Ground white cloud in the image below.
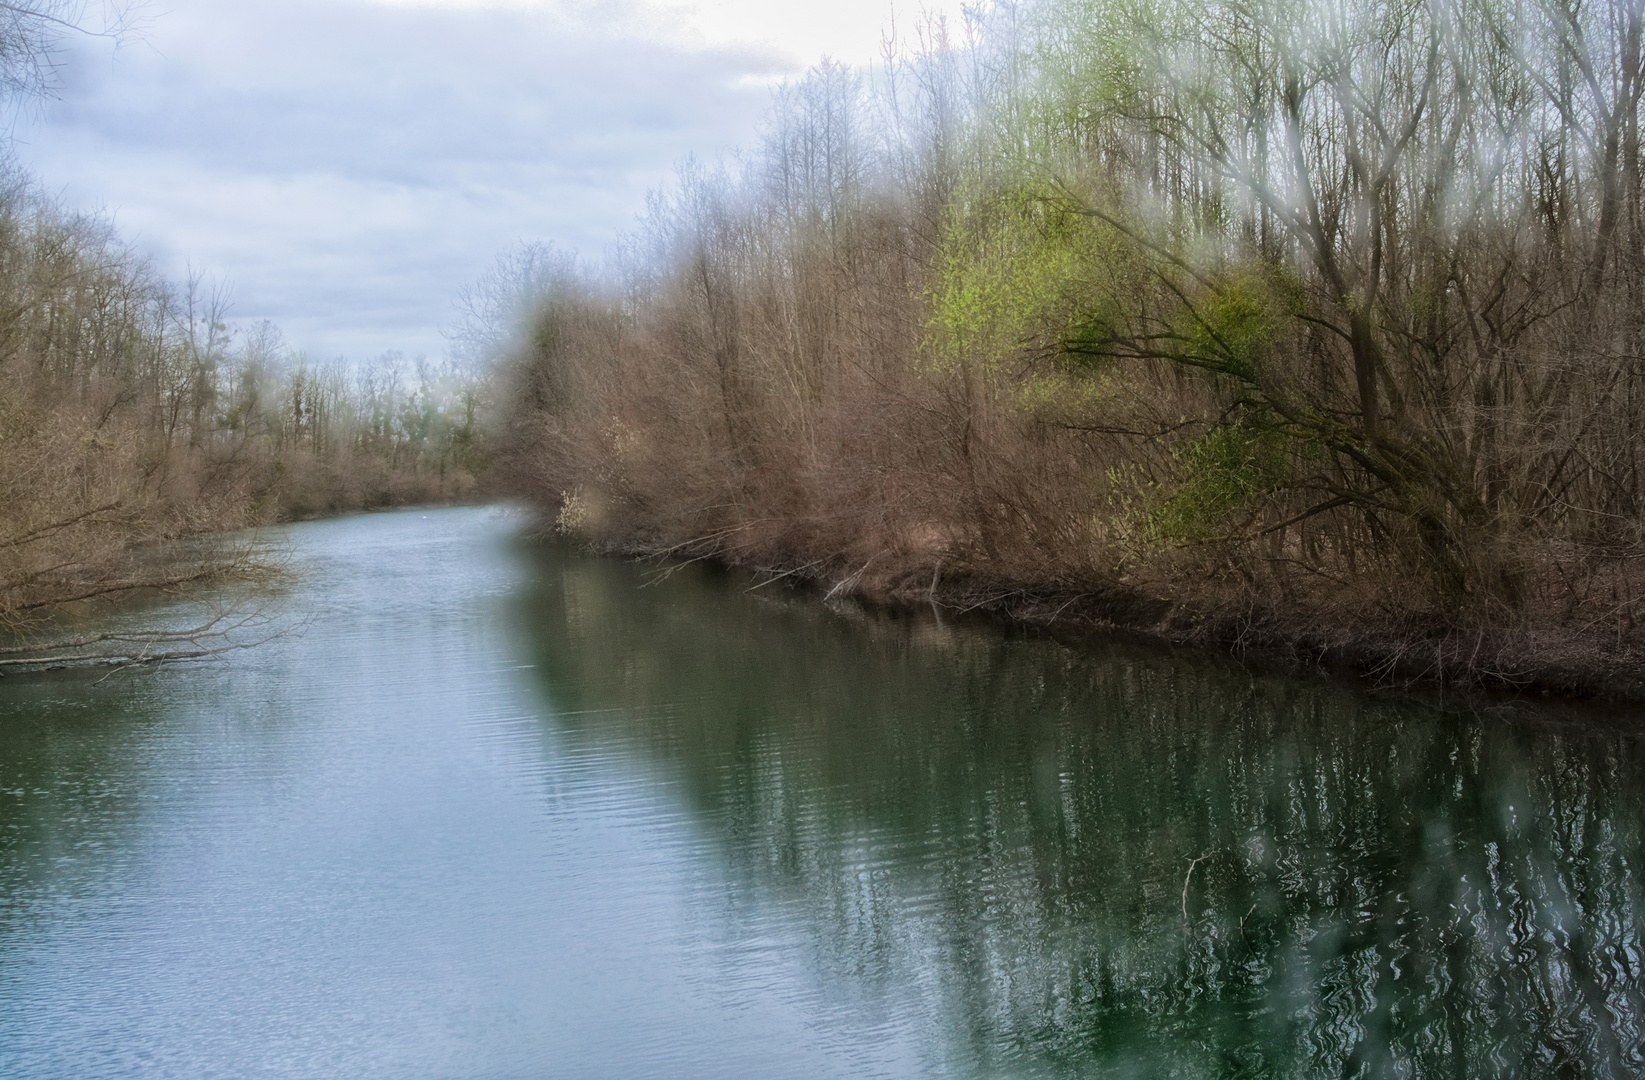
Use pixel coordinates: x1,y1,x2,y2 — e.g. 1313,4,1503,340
366,0,975,66
10,0,974,359
11,0,815,360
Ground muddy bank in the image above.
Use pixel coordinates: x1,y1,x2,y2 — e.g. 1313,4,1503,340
566,532,1645,707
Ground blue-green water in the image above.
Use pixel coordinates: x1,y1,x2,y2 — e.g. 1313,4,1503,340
2,506,1642,1077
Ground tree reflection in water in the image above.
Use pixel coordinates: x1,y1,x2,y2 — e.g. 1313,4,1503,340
520,548,1645,1078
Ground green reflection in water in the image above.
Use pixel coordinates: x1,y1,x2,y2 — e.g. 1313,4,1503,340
519,544,1645,1079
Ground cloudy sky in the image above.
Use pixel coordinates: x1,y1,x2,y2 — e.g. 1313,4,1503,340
12,0,966,360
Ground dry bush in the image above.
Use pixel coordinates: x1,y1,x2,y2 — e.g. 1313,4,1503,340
496,0,1645,694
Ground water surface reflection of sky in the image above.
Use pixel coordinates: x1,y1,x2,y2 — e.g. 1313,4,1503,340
1,507,1641,1078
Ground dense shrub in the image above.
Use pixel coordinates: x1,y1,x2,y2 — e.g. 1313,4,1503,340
499,0,1645,689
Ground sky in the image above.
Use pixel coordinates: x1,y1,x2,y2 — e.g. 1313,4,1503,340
11,0,968,361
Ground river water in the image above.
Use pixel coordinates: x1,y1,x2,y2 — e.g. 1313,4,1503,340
1,506,1642,1078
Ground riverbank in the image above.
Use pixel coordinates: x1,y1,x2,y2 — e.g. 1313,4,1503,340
488,0,1645,711
1,483,480,638
0,496,486,674
554,524,1645,706
944,581,1645,705
0,169,488,640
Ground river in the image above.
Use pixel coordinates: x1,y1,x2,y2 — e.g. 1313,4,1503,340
2,506,1642,1078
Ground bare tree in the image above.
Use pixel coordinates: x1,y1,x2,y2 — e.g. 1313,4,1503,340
0,2,142,105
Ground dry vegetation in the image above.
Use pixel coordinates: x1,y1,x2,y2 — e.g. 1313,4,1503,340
499,0,1645,697
0,171,485,646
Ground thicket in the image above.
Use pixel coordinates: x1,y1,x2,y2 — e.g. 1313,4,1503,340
501,0,1645,693
0,171,484,635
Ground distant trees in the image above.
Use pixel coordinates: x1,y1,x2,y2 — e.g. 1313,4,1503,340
0,1,498,643
0,173,485,633
448,241,576,367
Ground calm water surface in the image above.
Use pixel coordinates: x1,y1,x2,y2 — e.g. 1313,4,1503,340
2,506,1643,1078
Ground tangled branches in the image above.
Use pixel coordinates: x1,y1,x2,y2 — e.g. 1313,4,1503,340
0,604,296,675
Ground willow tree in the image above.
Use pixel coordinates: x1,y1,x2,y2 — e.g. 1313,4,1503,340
943,0,1645,604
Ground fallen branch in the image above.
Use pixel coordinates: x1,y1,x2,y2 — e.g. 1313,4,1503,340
823,558,875,601
13,564,233,611
0,502,124,550
0,641,251,668
747,557,830,592
0,613,268,656
0,604,298,676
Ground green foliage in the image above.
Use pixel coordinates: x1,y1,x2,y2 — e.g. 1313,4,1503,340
1181,275,1286,383
1061,301,1125,363
1015,366,1116,414
1149,420,1292,542
925,182,1130,372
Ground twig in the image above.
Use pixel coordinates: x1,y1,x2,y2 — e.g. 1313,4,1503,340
1183,495,1357,546
636,521,773,587
1045,592,1091,622
14,565,232,611
2,637,271,671
1182,853,1212,923
823,558,875,602
0,502,123,549
0,612,269,656
746,557,828,592
955,590,1021,615
645,520,769,559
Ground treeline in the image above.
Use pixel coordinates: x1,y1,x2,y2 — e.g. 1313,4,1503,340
0,170,483,632
500,0,1645,693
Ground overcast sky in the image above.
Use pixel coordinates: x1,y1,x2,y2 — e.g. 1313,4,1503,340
11,0,966,361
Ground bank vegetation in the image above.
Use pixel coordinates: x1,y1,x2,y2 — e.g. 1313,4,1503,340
0,171,485,642
498,0,1645,697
